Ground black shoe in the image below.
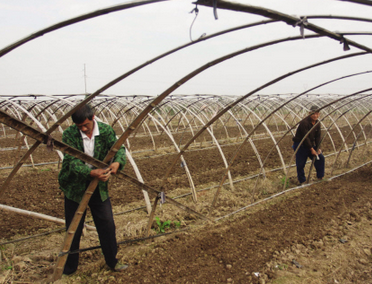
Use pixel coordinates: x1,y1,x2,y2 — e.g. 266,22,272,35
62,270,77,278
63,270,77,276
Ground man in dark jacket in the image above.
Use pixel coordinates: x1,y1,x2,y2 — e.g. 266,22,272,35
292,105,325,184
58,104,128,275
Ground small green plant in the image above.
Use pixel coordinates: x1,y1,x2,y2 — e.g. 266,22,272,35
280,176,289,188
154,217,171,233
277,264,288,270
4,266,12,270
173,221,181,228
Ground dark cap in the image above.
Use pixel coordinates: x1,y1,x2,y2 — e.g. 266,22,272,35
309,105,319,113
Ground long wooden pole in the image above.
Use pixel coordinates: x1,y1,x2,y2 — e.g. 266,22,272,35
0,204,95,230
0,0,168,58
196,0,372,53
52,179,99,280
145,195,160,238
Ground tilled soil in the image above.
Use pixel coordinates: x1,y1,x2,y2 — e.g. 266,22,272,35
108,165,372,284
1,126,372,283
1,164,371,283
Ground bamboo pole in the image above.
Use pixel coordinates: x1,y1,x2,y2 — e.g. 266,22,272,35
336,0,372,6
196,0,372,53
13,130,22,166
330,110,372,175
0,0,168,58
52,179,99,280
0,204,95,230
145,195,160,238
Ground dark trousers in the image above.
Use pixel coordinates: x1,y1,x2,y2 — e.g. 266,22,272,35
293,142,325,184
63,189,118,275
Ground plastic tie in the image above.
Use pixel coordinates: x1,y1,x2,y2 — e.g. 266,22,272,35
340,36,351,51
159,192,166,205
58,251,70,257
189,4,199,15
295,16,308,39
352,142,356,151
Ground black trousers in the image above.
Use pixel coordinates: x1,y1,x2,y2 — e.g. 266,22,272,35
63,189,118,275
293,142,325,183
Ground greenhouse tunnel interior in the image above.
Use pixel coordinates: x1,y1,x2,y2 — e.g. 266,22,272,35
1,0,372,281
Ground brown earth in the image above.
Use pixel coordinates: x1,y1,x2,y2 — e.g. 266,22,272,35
1,126,372,283
1,164,372,283
111,165,372,284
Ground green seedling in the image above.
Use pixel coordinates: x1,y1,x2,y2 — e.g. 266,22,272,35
174,221,181,228
280,176,289,188
277,264,288,270
154,217,171,233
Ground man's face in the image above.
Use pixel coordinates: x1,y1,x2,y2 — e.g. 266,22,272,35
310,112,320,122
76,116,94,137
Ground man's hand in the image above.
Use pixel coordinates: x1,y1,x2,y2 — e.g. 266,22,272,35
108,162,120,175
89,162,120,182
310,148,318,156
90,168,112,182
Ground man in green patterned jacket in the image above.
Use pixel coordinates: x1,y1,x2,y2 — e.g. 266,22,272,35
58,104,127,275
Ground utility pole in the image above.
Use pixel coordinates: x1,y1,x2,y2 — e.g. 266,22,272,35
83,64,87,94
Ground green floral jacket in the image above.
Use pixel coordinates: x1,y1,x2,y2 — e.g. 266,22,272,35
58,121,126,203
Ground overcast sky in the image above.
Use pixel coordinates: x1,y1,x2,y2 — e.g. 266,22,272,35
1,0,372,97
